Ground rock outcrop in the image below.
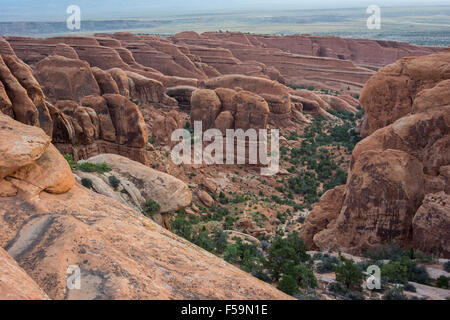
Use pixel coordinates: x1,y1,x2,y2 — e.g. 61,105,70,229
50,95,149,164
301,51,450,258
0,114,290,300
34,55,101,103
412,192,450,258
359,50,450,137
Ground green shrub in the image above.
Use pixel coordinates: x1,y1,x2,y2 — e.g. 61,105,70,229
289,263,318,289
143,200,161,217
108,175,120,189
381,261,408,284
171,213,193,241
443,261,450,273
403,282,416,292
213,229,229,254
334,256,364,291
436,276,449,289
63,154,76,169
263,232,309,281
81,178,93,189
327,282,349,296
192,228,215,253
382,287,408,300
76,161,112,174
224,239,260,272
277,275,299,295
316,255,341,274
364,243,408,261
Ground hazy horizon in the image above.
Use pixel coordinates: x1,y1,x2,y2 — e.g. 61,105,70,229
1,0,449,21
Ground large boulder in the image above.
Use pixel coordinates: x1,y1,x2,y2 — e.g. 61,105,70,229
190,89,222,130
359,50,450,136
314,149,425,253
299,185,345,250
34,55,100,103
301,106,450,257
234,90,270,130
204,74,292,115
10,144,75,195
0,112,50,180
85,154,192,214
0,118,289,299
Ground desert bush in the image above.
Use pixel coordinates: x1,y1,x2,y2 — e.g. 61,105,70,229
403,282,416,292
277,274,299,295
263,232,309,281
316,255,341,274
382,287,408,300
76,161,111,174
443,261,450,273
143,200,161,217
436,276,449,289
381,260,408,284
108,175,120,189
81,178,93,189
334,256,364,291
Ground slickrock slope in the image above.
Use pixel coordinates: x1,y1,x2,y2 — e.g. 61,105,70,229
301,51,450,258
0,247,49,300
0,113,290,300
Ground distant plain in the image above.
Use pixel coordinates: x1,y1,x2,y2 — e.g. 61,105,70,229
0,6,449,46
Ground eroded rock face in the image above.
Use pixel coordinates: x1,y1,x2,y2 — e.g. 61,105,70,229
0,248,49,300
359,50,450,137
190,89,222,130
412,192,450,258
48,95,149,164
299,185,345,250
303,106,450,256
34,55,101,103
204,74,292,115
152,110,183,146
302,108,449,257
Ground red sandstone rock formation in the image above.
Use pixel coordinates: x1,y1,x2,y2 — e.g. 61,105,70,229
301,51,450,258
359,49,450,137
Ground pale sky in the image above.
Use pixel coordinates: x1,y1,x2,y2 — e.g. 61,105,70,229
1,0,449,21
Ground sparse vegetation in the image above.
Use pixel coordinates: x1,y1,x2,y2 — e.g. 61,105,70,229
81,177,93,189
108,175,121,189
334,256,364,291
143,200,161,217
64,154,112,174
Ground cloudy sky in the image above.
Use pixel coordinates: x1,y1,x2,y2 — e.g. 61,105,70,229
1,0,448,21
